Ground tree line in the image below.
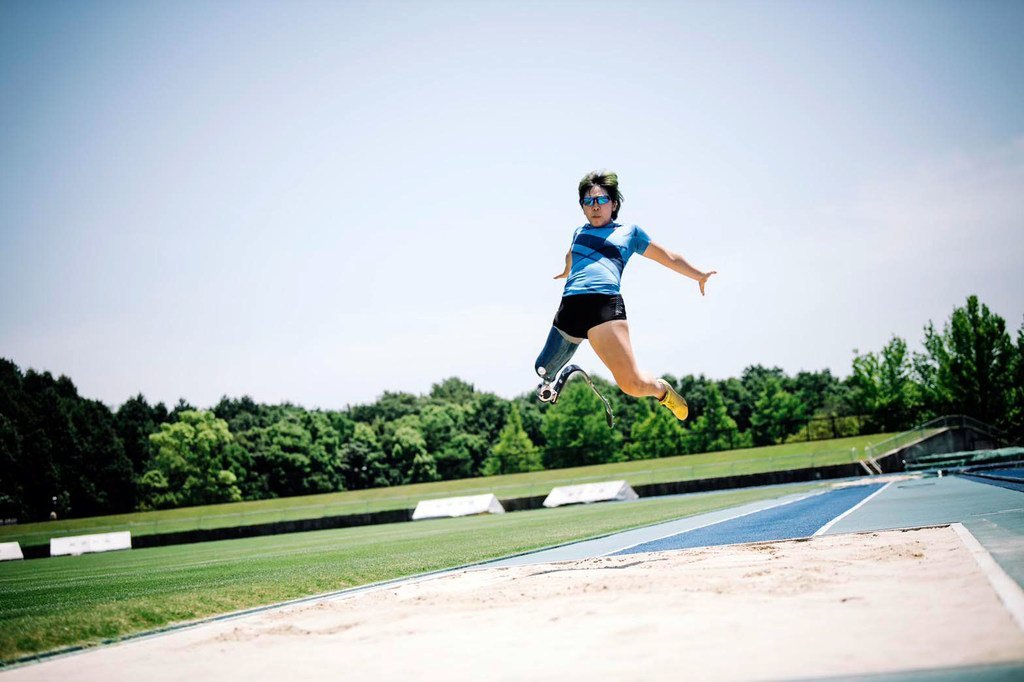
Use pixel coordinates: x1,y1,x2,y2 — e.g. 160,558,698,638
1,296,1020,522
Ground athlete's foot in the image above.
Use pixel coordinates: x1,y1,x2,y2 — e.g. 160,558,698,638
657,379,689,421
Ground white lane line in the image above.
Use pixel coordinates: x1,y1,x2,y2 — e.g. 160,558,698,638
603,489,830,556
952,522,1024,633
813,481,893,537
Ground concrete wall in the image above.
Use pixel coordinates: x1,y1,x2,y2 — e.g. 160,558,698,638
878,426,999,469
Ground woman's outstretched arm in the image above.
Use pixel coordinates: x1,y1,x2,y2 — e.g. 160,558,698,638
642,242,717,295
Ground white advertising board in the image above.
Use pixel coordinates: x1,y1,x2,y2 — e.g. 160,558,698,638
543,480,639,508
50,531,132,557
0,542,23,561
412,494,505,521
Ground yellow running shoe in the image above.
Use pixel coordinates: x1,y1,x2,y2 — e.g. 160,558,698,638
657,379,689,421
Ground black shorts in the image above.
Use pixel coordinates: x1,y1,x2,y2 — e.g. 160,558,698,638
552,294,627,339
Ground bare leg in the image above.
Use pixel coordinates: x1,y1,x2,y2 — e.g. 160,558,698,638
587,320,666,399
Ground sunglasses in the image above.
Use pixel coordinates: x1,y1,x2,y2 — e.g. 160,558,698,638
582,195,612,206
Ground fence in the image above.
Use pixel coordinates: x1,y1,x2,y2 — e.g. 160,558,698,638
11,446,872,547
678,414,870,454
9,415,1009,549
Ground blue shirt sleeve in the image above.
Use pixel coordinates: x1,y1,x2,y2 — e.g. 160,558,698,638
630,225,651,255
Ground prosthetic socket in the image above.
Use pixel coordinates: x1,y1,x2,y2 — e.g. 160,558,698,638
535,326,581,380
534,326,581,403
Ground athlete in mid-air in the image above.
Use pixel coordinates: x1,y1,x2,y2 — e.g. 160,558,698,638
534,170,716,422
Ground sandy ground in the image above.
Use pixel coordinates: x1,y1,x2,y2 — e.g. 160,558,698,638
5,525,1024,681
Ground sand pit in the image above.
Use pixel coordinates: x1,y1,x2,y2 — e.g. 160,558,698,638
5,525,1023,681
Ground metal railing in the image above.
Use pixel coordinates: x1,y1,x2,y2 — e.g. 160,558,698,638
864,414,1008,465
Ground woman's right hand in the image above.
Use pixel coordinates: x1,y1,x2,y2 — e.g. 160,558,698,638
698,270,717,296
554,250,572,279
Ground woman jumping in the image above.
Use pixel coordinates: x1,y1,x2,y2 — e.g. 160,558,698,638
534,169,716,421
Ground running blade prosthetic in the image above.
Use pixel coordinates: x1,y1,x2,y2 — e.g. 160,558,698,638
536,364,614,428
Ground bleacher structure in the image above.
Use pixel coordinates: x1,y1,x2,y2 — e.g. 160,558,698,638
864,411,1015,471
877,415,1021,474
903,447,1024,473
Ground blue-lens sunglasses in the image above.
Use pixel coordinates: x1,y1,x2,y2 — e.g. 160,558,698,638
582,195,612,206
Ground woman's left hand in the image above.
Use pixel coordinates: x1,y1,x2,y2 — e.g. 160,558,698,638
698,271,717,296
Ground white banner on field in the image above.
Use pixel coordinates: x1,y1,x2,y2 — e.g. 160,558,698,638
412,494,505,521
543,480,639,508
0,542,23,561
50,531,132,557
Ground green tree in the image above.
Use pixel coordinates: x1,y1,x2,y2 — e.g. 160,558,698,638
302,411,347,493
750,376,805,445
429,377,476,404
212,395,270,434
686,384,745,453
541,381,623,468
169,398,197,421
326,411,356,445
0,413,22,519
482,405,542,475
264,413,315,496
1009,322,1024,436
381,415,423,483
914,296,1014,426
65,397,135,515
341,423,390,489
245,411,347,496
716,377,751,431
0,363,134,519
599,375,645,444
349,391,420,423
1,365,63,520
850,336,919,431
736,366,787,431
115,394,169,480
464,393,509,449
420,403,463,454
671,374,715,424
408,450,440,483
512,395,547,450
139,410,242,509
625,400,686,460
231,422,272,498
390,424,436,483
790,370,844,417
435,432,485,480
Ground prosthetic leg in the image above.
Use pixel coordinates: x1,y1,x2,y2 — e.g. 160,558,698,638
534,326,615,428
535,326,581,387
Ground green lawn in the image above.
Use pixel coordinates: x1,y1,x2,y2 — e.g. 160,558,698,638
0,482,825,663
0,433,895,549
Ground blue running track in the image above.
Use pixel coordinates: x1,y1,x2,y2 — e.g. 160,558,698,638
959,467,1024,493
973,468,1024,480
613,483,885,555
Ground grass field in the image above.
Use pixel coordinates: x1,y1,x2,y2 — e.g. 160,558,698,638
0,433,896,549
0,482,826,663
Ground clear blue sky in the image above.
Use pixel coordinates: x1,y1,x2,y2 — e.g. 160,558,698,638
2,0,1022,410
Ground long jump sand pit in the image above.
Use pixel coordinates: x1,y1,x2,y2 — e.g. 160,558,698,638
7,525,1024,681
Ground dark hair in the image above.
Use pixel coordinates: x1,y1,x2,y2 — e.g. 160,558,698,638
578,169,623,220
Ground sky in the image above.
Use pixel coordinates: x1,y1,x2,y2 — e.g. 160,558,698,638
1,0,1023,411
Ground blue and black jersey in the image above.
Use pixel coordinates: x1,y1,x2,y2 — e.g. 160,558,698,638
563,222,652,296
